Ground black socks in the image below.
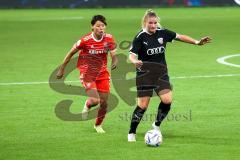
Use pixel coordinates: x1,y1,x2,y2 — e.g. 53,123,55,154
129,102,171,134
129,106,146,134
155,102,171,126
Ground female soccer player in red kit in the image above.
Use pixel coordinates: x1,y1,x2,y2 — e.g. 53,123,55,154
56,15,118,133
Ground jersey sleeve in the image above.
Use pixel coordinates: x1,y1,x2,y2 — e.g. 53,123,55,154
75,38,84,50
164,29,177,42
129,35,142,55
108,36,117,51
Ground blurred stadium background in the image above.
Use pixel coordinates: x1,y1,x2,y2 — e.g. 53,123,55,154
0,0,240,8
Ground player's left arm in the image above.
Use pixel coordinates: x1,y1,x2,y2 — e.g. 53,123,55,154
175,34,212,46
110,49,118,70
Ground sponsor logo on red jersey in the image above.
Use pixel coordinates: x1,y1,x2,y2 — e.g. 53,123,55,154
75,32,116,80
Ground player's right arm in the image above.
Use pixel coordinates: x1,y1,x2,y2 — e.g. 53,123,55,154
129,53,143,68
129,33,143,69
56,44,79,79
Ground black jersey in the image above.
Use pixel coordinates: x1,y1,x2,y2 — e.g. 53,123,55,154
129,28,176,66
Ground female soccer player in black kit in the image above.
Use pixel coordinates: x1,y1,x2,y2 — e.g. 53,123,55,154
128,9,211,142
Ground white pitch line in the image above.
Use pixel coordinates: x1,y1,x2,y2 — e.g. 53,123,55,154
0,73,240,86
171,73,240,79
217,54,240,68
0,80,79,86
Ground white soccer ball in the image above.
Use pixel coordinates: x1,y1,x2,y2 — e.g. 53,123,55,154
144,129,162,147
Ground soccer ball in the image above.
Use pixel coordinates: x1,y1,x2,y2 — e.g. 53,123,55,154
144,129,162,147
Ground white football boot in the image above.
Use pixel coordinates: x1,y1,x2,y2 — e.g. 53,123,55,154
152,122,163,140
152,122,160,131
94,125,106,133
128,133,136,142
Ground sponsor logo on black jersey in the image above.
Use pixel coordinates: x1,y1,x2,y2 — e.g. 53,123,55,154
147,46,165,55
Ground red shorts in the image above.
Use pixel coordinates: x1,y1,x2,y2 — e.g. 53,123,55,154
79,71,110,93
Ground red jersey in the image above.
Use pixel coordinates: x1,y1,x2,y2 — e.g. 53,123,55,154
75,32,116,81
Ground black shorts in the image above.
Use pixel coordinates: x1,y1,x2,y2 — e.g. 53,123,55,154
136,69,172,97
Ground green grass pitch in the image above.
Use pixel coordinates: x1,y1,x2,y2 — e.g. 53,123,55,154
0,7,240,160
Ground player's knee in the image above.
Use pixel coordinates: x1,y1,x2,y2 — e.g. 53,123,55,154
161,97,172,104
137,97,150,109
89,98,100,106
139,106,148,110
137,103,148,110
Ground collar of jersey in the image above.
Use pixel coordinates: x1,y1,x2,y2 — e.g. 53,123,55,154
143,28,157,36
91,32,104,42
